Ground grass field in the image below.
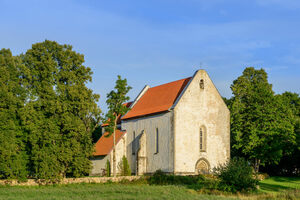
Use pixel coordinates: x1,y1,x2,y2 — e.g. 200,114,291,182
0,177,299,200
0,184,234,200
258,176,300,193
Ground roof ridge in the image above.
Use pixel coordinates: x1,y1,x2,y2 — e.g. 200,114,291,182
122,76,192,120
150,77,192,89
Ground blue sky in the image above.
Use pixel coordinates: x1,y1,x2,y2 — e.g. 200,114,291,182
1,0,299,112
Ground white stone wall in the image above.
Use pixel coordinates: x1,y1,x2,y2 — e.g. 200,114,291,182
173,70,230,174
110,133,127,175
121,112,174,174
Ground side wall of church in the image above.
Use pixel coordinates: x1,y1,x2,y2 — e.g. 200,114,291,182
173,70,230,174
121,112,174,174
110,134,127,175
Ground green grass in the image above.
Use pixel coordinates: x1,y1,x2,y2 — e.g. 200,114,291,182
258,176,300,193
0,176,299,200
0,183,235,200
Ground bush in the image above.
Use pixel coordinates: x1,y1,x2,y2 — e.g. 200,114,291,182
105,159,111,177
119,176,148,185
118,156,131,176
148,170,170,185
213,157,258,192
191,176,220,190
148,170,204,186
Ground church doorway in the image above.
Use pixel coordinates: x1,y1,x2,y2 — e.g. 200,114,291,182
195,158,210,174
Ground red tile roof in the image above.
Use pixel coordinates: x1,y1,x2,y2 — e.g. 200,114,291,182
101,102,132,127
122,77,191,120
117,102,132,123
93,130,126,156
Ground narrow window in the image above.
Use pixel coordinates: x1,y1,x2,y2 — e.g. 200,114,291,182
155,128,159,154
200,126,206,152
200,79,204,89
200,128,203,150
132,131,135,155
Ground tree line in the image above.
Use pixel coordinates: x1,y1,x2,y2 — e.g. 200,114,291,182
0,40,299,180
225,67,300,176
0,40,101,180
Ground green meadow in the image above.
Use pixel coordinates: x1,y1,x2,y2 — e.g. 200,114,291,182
0,176,299,200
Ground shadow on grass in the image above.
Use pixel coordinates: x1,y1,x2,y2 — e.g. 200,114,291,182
272,176,300,184
259,182,293,192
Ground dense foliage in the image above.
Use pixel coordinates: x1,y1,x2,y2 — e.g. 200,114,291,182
0,41,101,180
261,92,300,176
0,49,27,180
148,170,202,186
149,167,257,193
213,157,258,192
227,67,296,172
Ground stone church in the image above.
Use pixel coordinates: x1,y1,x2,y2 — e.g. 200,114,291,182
91,70,230,176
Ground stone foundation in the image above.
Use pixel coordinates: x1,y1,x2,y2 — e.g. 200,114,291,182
0,176,140,186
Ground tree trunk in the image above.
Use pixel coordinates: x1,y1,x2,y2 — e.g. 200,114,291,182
254,158,260,173
112,118,117,177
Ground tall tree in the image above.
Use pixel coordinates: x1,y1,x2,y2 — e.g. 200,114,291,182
105,75,131,177
229,67,295,172
0,49,27,179
21,40,101,179
262,92,300,175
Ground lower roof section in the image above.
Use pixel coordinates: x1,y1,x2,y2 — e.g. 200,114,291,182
93,129,126,156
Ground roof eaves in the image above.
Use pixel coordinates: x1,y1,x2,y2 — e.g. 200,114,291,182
122,110,170,121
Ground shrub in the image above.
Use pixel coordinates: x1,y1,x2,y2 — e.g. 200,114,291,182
191,176,220,190
148,170,228,192
148,170,205,186
105,159,111,177
148,170,167,185
118,156,131,176
213,157,258,192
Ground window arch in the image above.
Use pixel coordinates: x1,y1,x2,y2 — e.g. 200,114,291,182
195,158,210,174
200,126,207,152
200,79,204,89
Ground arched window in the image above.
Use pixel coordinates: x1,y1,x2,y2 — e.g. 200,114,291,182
200,79,204,89
195,158,210,174
200,126,206,152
